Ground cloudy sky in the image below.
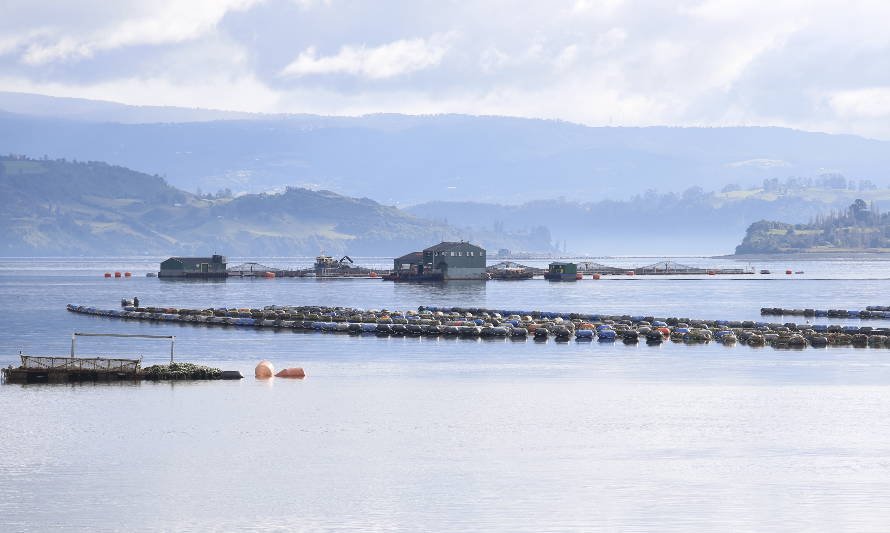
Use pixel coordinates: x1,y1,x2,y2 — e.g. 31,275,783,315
3,0,890,138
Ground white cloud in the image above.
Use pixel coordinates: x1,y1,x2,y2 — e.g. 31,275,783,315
479,47,511,72
18,0,261,65
280,35,452,79
572,0,625,16
5,0,890,138
290,0,331,8
554,44,579,71
829,88,890,118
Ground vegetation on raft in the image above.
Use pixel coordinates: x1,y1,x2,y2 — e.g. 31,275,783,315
141,362,222,380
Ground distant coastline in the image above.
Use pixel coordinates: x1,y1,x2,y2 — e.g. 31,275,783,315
717,251,890,261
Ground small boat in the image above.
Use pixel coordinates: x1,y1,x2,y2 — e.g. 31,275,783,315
760,269,771,274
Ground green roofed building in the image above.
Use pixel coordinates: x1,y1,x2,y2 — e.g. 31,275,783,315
422,241,486,280
159,255,227,279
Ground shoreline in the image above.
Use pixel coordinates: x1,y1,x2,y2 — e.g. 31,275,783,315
717,251,890,261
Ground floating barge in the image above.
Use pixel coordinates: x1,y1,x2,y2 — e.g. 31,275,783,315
544,262,580,281
2,353,142,383
2,333,242,384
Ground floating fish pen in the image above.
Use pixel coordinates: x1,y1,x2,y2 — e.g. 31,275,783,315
65,303,890,350
630,261,752,275
2,354,142,383
561,261,752,276
223,260,752,280
226,263,314,278
227,258,380,279
486,261,543,279
2,332,242,384
761,307,890,319
576,261,628,275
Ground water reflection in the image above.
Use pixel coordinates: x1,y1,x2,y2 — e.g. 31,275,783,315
5,258,890,531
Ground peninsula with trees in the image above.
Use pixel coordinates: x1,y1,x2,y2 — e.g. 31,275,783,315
735,199,890,255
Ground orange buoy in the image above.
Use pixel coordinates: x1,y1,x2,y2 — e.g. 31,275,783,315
263,271,276,278
255,360,275,379
786,269,793,275
275,367,306,379
114,272,121,278
592,273,601,280
124,272,132,277
708,270,716,275
104,273,112,278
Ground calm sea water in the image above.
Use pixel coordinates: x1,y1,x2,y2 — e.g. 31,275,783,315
3,256,890,532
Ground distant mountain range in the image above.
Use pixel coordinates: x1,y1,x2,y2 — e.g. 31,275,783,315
3,92,890,207
0,156,552,256
408,186,890,255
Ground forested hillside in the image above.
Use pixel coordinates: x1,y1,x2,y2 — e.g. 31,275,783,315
735,200,890,254
0,156,552,256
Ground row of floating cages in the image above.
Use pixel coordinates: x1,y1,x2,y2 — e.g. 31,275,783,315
227,262,381,279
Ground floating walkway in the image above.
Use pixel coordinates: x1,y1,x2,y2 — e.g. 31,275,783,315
65,304,890,350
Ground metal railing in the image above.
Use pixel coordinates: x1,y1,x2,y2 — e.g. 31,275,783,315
20,355,141,373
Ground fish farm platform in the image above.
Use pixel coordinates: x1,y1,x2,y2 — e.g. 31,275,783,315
2,354,142,383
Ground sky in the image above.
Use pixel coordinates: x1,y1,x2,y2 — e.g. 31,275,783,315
3,0,890,138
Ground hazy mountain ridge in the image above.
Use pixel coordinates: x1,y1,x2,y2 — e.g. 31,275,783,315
0,156,552,256
3,92,890,206
408,185,890,255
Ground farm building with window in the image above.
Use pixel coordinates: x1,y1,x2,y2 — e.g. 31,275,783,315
158,254,228,279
